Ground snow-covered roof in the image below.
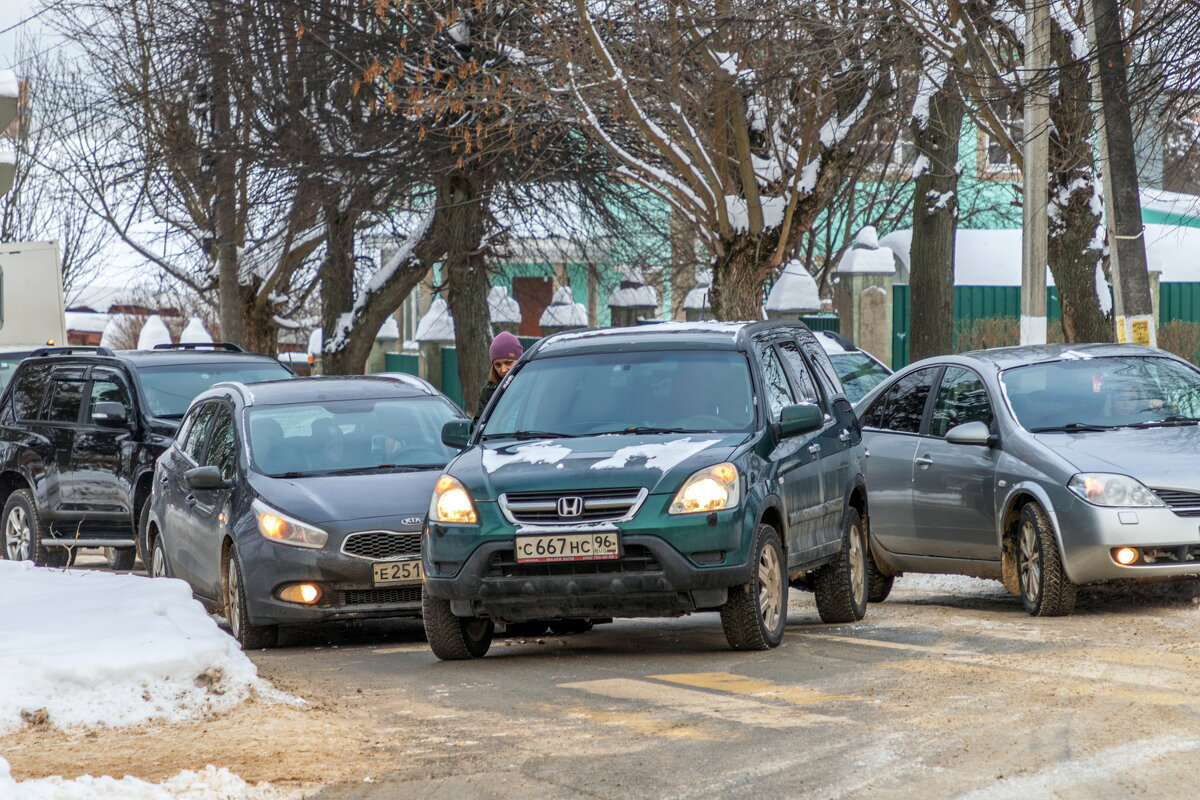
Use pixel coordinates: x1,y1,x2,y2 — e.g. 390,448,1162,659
180,318,213,343
414,297,456,341
0,70,17,99
377,316,400,340
836,226,898,274
609,267,660,309
488,286,521,324
540,287,588,327
1140,188,1200,228
765,260,821,312
135,315,172,350
64,312,109,334
683,269,712,311
879,224,1200,285
307,328,323,356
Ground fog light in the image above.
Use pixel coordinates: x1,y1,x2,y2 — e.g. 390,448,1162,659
1113,547,1139,566
279,583,321,604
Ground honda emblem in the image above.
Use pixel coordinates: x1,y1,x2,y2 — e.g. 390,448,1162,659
557,496,584,518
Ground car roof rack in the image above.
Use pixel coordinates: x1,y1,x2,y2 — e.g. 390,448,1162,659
30,346,116,358
152,342,245,352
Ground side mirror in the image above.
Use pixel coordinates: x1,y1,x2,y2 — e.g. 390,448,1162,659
441,419,473,450
945,420,997,447
185,466,231,491
92,401,128,427
778,403,824,438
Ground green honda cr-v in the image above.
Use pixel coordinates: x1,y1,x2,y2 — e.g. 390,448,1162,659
423,321,871,659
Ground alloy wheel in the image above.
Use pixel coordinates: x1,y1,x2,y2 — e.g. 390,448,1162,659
226,558,243,638
5,506,30,561
848,523,866,608
757,540,783,631
151,542,168,578
1019,520,1041,603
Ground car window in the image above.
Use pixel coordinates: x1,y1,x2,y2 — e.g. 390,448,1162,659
136,361,292,418
830,353,891,403
861,367,939,434
9,363,51,421
44,370,88,424
180,403,218,462
800,336,844,394
776,341,822,406
87,372,134,424
929,367,994,438
204,407,238,480
757,345,795,420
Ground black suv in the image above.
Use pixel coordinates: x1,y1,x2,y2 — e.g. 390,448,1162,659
0,344,292,569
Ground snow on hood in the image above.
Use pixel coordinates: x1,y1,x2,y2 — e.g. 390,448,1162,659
482,440,572,472
591,437,720,471
0,561,290,735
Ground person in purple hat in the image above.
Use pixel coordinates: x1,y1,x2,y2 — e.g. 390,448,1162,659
477,331,523,416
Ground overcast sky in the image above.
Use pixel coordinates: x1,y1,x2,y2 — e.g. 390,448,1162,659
2,0,44,72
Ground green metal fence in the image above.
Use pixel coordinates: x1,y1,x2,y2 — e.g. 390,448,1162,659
382,352,419,375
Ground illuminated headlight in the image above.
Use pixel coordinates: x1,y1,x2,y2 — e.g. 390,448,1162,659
670,463,740,515
429,475,478,524
1068,474,1164,507
253,500,328,548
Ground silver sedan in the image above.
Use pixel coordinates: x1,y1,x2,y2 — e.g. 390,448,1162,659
855,343,1200,616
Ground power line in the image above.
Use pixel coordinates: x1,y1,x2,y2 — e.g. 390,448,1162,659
0,0,69,38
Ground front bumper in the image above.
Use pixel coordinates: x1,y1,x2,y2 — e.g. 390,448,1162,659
1057,501,1200,584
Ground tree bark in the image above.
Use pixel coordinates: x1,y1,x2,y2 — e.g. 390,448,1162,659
908,78,964,362
318,201,359,375
439,171,492,416
708,230,780,321
211,0,244,348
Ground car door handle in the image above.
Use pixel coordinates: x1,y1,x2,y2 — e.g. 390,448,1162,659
185,494,198,505
838,430,852,443
808,443,821,455
915,456,933,467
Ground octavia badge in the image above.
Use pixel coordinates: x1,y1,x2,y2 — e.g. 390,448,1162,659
557,496,584,518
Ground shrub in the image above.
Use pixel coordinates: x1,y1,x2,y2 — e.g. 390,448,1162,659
1158,320,1200,364
955,317,1019,352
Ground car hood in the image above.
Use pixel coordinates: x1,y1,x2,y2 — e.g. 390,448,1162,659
1033,425,1200,489
451,432,751,498
248,470,441,524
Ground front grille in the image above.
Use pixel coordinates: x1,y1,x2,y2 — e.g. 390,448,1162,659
1151,489,1200,517
342,532,422,560
485,545,662,578
319,587,422,607
500,487,646,524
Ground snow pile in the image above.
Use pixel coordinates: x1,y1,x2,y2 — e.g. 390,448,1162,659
306,328,323,356
414,298,455,341
898,572,1007,597
99,316,126,350
376,316,400,340
608,267,659,309
836,226,897,274
765,260,820,312
179,318,213,344
0,760,296,800
0,561,276,734
136,315,173,350
488,286,522,324
539,287,587,328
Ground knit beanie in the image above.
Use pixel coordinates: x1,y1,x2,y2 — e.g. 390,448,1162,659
489,331,523,362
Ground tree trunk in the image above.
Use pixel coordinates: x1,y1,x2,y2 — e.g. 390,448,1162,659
708,231,779,321
240,281,278,357
211,2,243,348
908,78,964,362
439,171,491,416
319,201,359,375
1047,22,1110,343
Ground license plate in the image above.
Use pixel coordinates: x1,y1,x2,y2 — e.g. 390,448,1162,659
372,559,422,586
514,531,620,563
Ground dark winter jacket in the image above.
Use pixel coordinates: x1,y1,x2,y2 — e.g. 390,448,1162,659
476,381,499,419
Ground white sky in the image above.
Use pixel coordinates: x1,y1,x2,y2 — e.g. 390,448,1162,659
1,0,43,71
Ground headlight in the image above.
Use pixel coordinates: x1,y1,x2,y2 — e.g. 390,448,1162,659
253,500,329,548
429,475,478,524
1068,474,1164,507
670,463,740,515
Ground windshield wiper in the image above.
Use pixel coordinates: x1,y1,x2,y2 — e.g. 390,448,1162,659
593,426,701,436
320,464,421,475
269,471,310,479
481,429,579,440
1028,422,1115,433
1122,415,1200,428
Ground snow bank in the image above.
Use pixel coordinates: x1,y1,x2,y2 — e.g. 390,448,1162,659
897,572,1007,597
0,760,296,800
0,561,277,735
136,315,172,350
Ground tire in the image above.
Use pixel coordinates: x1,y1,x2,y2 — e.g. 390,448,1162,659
814,508,869,623
104,546,137,571
505,620,549,637
1017,503,1076,616
137,500,152,565
3,490,68,567
720,524,787,651
865,545,894,604
149,533,171,579
423,594,494,660
223,547,278,649
548,618,594,635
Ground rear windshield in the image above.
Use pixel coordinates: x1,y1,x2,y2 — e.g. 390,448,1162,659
137,362,292,417
483,350,756,437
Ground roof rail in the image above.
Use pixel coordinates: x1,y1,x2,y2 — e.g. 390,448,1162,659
30,346,116,358
152,342,245,352
815,330,858,351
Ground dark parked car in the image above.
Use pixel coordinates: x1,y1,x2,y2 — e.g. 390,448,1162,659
0,344,292,570
147,376,464,648
423,321,870,659
857,343,1200,616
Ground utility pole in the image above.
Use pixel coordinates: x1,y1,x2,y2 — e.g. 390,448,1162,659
0,70,18,198
1020,0,1050,345
1087,0,1156,346
210,0,244,348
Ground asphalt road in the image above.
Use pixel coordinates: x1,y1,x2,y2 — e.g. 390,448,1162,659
237,573,1200,800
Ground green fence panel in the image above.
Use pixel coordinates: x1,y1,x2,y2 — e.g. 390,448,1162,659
893,285,910,369
799,314,841,333
1161,283,1200,323
383,352,419,375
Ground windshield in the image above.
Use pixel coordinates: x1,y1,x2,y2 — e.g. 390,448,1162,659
830,353,891,403
247,396,460,477
1001,356,1200,431
483,350,756,438
137,362,292,417
0,354,30,394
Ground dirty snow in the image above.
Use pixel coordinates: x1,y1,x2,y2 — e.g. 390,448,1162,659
896,572,1007,597
0,760,296,800
0,561,283,735
482,441,573,472
591,438,719,472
